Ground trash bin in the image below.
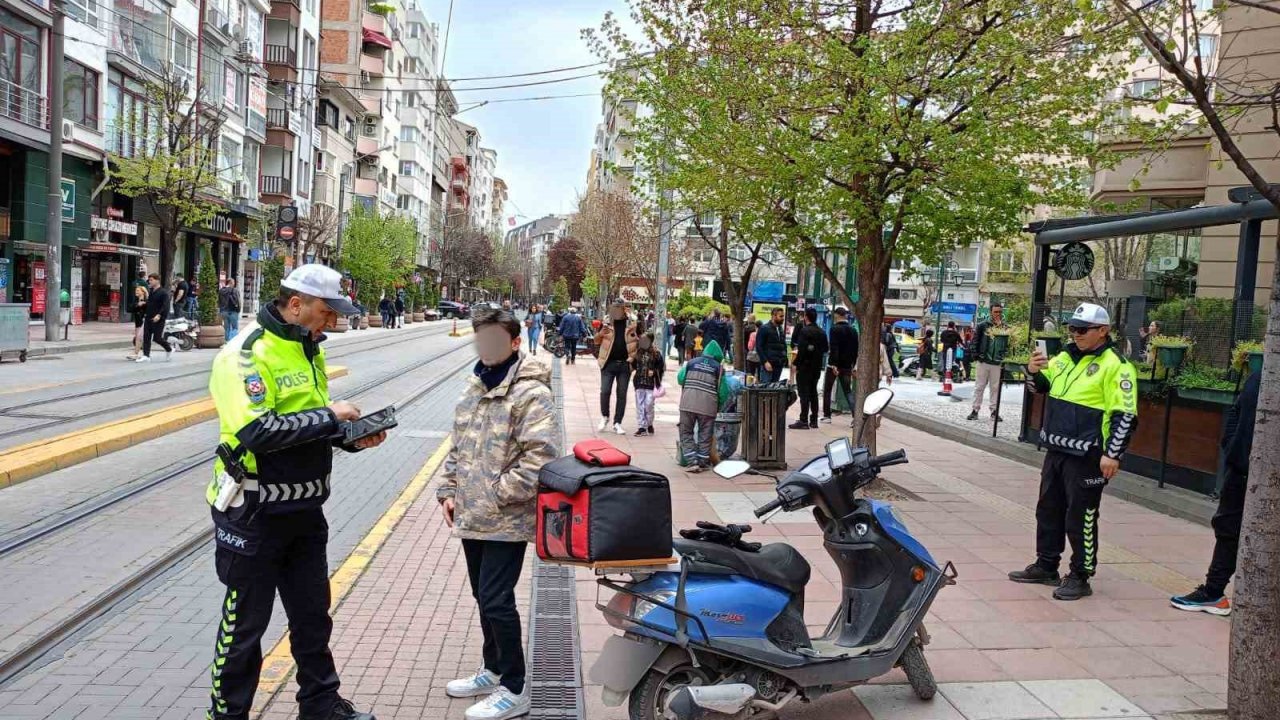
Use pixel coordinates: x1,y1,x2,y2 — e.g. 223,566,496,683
0,303,31,362
834,375,857,413
742,385,791,470
714,411,743,461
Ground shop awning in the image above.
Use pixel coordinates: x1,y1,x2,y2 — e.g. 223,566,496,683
362,28,393,49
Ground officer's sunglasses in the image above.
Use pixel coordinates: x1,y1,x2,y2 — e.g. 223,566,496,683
1068,325,1101,335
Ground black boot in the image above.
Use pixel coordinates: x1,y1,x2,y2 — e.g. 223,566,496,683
298,698,376,720
1053,574,1093,601
1008,563,1060,585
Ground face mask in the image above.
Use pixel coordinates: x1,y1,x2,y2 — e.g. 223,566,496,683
639,338,652,350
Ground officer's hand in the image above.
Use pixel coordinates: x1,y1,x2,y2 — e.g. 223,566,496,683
353,430,386,449
1100,456,1120,480
1027,350,1049,374
441,498,455,527
329,400,361,422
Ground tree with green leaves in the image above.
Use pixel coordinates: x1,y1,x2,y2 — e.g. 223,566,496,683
339,205,417,308
258,255,286,307
550,277,571,313
109,69,227,285
591,0,1134,442
197,242,220,331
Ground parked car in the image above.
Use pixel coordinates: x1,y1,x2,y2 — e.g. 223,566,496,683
438,300,469,319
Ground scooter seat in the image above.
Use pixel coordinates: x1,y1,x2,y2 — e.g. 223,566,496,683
673,538,811,596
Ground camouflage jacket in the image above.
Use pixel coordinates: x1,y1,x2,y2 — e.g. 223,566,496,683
437,355,559,541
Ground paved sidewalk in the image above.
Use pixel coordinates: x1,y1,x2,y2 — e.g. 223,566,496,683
557,359,1229,720
25,321,138,357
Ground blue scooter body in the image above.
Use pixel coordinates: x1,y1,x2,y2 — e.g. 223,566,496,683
625,573,793,643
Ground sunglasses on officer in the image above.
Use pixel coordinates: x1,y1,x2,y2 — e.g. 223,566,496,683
1068,325,1103,335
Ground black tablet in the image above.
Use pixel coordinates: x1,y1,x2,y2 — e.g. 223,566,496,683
342,405,398,446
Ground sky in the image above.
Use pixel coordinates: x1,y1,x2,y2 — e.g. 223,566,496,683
420,0,630,224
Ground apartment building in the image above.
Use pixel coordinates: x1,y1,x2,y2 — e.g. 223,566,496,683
590,90,643,196
505,214,568,295
488,176,508,238
472,146,496,232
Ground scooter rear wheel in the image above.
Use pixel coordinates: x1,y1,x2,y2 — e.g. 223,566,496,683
899,639,936,700
628,664,715,720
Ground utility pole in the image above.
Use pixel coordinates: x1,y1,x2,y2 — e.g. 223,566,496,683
333,169,348,271
652,160,673,353
44,2,66,341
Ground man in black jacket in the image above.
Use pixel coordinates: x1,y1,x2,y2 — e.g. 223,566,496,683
138,273,173,362
1170,369,1260,615
700,309,732,361
755,307,788,383
789,307,828,429
822,307,858,422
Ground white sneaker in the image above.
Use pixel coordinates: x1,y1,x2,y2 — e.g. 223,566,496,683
135,355,151,363
446,668,501,698
598,418,609,432
464,687,530,720
166,349,174,361
613,422,625,435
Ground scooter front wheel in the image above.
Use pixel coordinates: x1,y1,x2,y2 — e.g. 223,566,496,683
628,664,715,720
899,639,936,700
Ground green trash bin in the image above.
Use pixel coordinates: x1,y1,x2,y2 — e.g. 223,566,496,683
834,375,857,413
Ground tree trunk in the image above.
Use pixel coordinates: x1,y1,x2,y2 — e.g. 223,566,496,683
1229,244,1280,718
852,265,887,455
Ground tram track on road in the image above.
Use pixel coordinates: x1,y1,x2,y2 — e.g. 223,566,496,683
0,342,477,688
0,323,457,445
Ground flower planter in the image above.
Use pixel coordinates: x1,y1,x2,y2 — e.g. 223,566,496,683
1247,351,1263,375
197,325,225,349
1176,386,1238,405
332,315,350,333
1137,377,1164,396
1156,345,1188,369
360,315,370,330
413,312,425,323
369,313,383,328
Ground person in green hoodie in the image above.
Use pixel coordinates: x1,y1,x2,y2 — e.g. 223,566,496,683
676,340,730,473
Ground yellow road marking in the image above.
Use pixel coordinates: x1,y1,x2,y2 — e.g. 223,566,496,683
252,436,454,713
0,366,349,488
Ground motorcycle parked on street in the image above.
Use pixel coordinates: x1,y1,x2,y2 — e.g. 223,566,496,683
590,388,955,720
163,316,198,352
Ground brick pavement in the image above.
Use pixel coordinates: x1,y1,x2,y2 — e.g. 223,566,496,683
554,359,1229,720
0,339,471,719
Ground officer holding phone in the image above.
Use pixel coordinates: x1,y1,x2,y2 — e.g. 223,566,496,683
205,264,386,720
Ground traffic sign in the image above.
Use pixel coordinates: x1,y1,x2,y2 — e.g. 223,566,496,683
279,225,295,240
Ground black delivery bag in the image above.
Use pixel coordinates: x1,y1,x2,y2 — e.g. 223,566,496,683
536,455,672,562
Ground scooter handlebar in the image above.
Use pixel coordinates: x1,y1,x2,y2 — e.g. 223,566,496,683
753,497,783,518
871,449,908,468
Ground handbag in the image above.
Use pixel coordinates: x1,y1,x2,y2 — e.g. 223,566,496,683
653,383,667,399
746,349,761,364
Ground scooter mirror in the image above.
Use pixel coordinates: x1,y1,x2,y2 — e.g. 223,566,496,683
863,388,895,416
713,460,751,479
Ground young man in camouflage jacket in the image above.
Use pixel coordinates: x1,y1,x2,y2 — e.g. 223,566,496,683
437,309,559,720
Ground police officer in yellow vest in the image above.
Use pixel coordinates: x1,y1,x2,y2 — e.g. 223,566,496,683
206,264,386,720
1009,303,1137,601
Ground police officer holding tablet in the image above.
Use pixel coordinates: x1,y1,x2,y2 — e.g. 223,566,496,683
205,264,387,720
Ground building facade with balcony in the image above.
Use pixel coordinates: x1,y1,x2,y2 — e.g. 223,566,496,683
488,176,507,238
505,214,567,296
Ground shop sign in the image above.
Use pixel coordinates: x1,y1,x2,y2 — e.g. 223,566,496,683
61,179,75,223
192,211,248,240
0,257,8,290
32,260,46,314
92,216,139,235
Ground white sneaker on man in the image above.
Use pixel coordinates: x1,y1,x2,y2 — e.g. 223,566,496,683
598,417,609,432
446,668,501,698
166,349,174,361
135,355,151,363
613,422,625,435
464,686,530,720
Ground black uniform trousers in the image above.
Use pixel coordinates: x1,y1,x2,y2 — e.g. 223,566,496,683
209,508,339,720
142,317,171,357
795,367,821,424
822,367,853,418
1035,450,1106,578
462,539,528,694
1205,470,1247,597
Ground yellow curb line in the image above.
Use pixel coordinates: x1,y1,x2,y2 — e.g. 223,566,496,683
0,366,350,489
252,436,454,713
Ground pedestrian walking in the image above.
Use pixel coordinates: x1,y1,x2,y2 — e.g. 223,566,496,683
790,308,828,429
961,327,975,381
205,264,381,720
137,274,173,363
1010,303,1137,601
525,304,544,355
394,293,406,328
173,273,191,319
632,332,664,436
662,311,675,359
596,299,639,435
915,329,935,380
439,309,558,720
127,284,148,360
968,303,1007,420
558,307,586,364
377,296,392,329
700,309,732,362
744,316,761,377
1170,368,1260,615
219,278,241,342
672,315,687,361
682,316,699,360
822,307,858,422
677,340,729,473
940,321,962,378
881,324,900,378
755,307,788,384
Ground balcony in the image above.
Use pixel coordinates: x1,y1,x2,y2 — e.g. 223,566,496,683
266,107,291,129
0,78,48,130
205,6,232,43
361,94,382,115
360,51,385,77
355,177,379,197
357,135,382,156
362,10,386,34
264,44,296,66
260,175,292,198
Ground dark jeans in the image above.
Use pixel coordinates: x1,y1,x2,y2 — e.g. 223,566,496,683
563,337,579,364
461,539,527,694
600,360,632,423
1205,470,1247,597
1035,451,1106,578
757,361,783,384
823,367,853,417
795,366,820,424
142,318,171,357
209,509,338,720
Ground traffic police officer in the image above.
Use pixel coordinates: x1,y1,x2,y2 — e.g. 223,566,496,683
206,264,385,720
1009,303,1137,601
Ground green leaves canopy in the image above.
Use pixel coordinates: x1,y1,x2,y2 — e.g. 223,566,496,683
339,205,417,307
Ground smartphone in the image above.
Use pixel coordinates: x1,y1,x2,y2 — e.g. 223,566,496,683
343,405,398,446
1036,340,1049,357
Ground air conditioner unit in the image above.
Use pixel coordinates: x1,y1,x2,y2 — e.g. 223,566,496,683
1157,256,1180,271
238,39,253,55
232,180,247,198
359,155,379,166
61,121,74,143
